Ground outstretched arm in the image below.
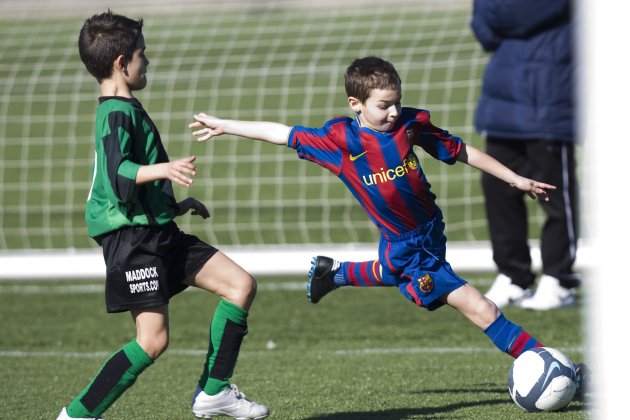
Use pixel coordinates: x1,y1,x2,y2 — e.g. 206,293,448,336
189,113,291,145
457,143,556,201
136,155,198,187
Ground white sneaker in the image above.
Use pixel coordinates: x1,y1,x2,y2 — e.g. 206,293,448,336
56,407,103,420
484,273,531,308
520,275,575,311
192,384,269,419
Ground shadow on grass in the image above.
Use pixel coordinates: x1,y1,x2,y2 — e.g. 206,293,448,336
410,387,507,395
303,398,507,420
303,387,589,419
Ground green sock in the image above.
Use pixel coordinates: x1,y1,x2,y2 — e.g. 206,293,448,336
199,299,249,395
66,339,152,417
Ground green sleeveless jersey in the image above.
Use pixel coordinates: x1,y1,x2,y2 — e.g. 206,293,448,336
86,97,178,239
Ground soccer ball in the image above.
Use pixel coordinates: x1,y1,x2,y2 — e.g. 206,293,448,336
508,347,577,412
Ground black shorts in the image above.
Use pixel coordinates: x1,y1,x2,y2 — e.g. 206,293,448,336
100,222,218,313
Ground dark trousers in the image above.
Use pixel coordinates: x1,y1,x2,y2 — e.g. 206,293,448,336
482,137,580,289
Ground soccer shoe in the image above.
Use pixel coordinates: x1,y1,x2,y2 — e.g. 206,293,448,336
519,275,576,311
56,407,103,420
191,384,269,419
484,273,531,308
307,256,340,304
574,363,590,402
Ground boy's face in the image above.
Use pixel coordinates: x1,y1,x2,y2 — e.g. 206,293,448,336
349,88,402,132
123,34,149,91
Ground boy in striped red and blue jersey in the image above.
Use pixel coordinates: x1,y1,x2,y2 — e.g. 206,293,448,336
189,56,558,361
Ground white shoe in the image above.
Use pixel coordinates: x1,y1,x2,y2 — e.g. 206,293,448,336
484,273,531,308
56,407,103,420
520,275,575,310
192,384,269,419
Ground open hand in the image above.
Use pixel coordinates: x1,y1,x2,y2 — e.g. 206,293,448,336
189,113,224,141
166,156,197,187
176,197,210,219
510,177,557,201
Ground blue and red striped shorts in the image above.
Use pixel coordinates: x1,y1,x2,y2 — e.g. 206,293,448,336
378,215,467,311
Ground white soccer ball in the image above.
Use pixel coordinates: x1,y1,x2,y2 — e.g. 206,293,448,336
508,347,577,412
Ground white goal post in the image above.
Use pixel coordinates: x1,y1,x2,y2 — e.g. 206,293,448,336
0,0,589,281
0,243,591,280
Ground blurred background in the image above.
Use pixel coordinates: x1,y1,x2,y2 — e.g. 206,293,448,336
0,0,520,249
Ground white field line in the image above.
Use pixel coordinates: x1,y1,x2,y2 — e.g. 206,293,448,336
0,243,594,280
0,282,306,294
0,346,584,359
0,279,494,294
0,281,583,359
0,243,546,279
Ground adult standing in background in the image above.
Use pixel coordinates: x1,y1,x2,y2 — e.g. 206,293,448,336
471,0,581,310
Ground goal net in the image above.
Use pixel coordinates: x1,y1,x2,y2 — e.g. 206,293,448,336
0,0,551,276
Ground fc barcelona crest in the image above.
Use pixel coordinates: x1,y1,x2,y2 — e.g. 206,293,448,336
417,274,434,293
406,153,418,170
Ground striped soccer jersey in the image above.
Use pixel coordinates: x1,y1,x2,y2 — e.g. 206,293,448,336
86,97,177,239
287,107,463,238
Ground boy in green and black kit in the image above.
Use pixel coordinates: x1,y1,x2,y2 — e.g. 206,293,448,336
56,11,269,420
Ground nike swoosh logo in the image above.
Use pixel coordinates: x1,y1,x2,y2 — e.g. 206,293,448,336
541,361,561,390
349,151,367,161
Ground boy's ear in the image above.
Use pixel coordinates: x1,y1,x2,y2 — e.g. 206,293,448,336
114,54,126,72
348,96,362,113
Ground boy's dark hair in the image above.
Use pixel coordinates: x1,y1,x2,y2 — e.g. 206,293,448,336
78,10,144,82
344,56,401,103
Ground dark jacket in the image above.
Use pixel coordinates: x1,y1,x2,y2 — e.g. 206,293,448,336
471,0,575,142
